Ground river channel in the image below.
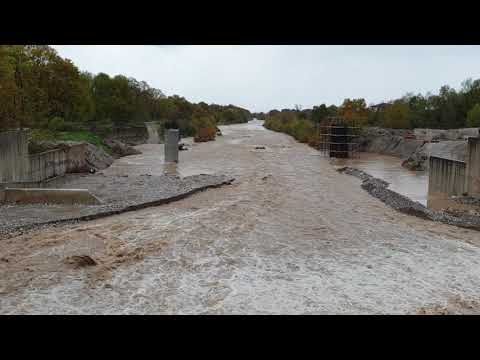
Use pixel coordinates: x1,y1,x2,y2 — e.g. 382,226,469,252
1,120,480,314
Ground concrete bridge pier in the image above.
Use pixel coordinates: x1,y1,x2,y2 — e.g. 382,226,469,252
165,129,179,163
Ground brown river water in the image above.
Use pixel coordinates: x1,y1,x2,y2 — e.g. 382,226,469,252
335,154,429,206
1,120,480,314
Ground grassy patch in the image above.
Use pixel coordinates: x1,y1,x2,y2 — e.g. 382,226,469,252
57,131,110,152
29,129,112,154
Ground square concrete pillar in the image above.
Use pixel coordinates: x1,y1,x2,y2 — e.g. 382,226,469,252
164,129,179,163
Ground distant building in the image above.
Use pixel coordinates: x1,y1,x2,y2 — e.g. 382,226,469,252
368,103,390,112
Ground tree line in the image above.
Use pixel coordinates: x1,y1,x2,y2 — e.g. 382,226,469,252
0,45,252,138
261,79,480,146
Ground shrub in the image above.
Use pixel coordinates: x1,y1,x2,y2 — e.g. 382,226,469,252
192,116,217,142
48,117,65,131
194,127,216,142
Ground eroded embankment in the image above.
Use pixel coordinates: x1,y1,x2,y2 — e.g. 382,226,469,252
338,166,480,231
358,127,473,171
358,127,424,158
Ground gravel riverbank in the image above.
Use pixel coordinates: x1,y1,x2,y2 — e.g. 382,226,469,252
0,173,233,239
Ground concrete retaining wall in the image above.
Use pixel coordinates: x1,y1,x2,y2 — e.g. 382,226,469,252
28,149,67,182
0,131,30,183
1,131,90,186
428,156,467,199
466,137,480,197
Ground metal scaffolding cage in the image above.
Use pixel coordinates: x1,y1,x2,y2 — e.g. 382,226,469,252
316,116,360,158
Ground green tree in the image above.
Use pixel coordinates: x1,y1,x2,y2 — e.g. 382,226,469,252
0,46,18,129
312,104,329,124
383,100,411,129
466,104,480,127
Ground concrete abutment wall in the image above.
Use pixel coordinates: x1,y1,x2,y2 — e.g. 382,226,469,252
0,131,30,183
466,137,480,197
428,136,480,201
28,149,67,182
428,156,467,199
1,131,90,189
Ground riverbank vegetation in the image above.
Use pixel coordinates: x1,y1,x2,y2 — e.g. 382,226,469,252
0,45,252,145
28,128,112,154
192,115,217,142
263,78,480,144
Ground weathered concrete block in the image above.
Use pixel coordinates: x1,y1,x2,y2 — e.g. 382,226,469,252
4,188,102,205
165,129,179,163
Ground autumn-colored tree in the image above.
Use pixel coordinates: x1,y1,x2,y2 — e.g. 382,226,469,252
192,115,216,142
338,98,369,125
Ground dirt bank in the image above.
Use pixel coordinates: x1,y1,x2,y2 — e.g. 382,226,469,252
104,139,142,159
105,125,150,146
358,127,424,158
2,120,480,314
358,127,474,171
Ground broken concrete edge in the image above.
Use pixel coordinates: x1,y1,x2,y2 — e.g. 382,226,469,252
0,177,235,241
337,167,480,232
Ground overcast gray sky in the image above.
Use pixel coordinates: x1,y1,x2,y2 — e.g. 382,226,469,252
52,45,480,113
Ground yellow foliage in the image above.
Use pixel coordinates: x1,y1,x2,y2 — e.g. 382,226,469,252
192,115,216,142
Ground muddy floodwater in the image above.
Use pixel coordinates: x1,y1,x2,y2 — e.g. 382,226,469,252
1,119,480,314
335,154,429,206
